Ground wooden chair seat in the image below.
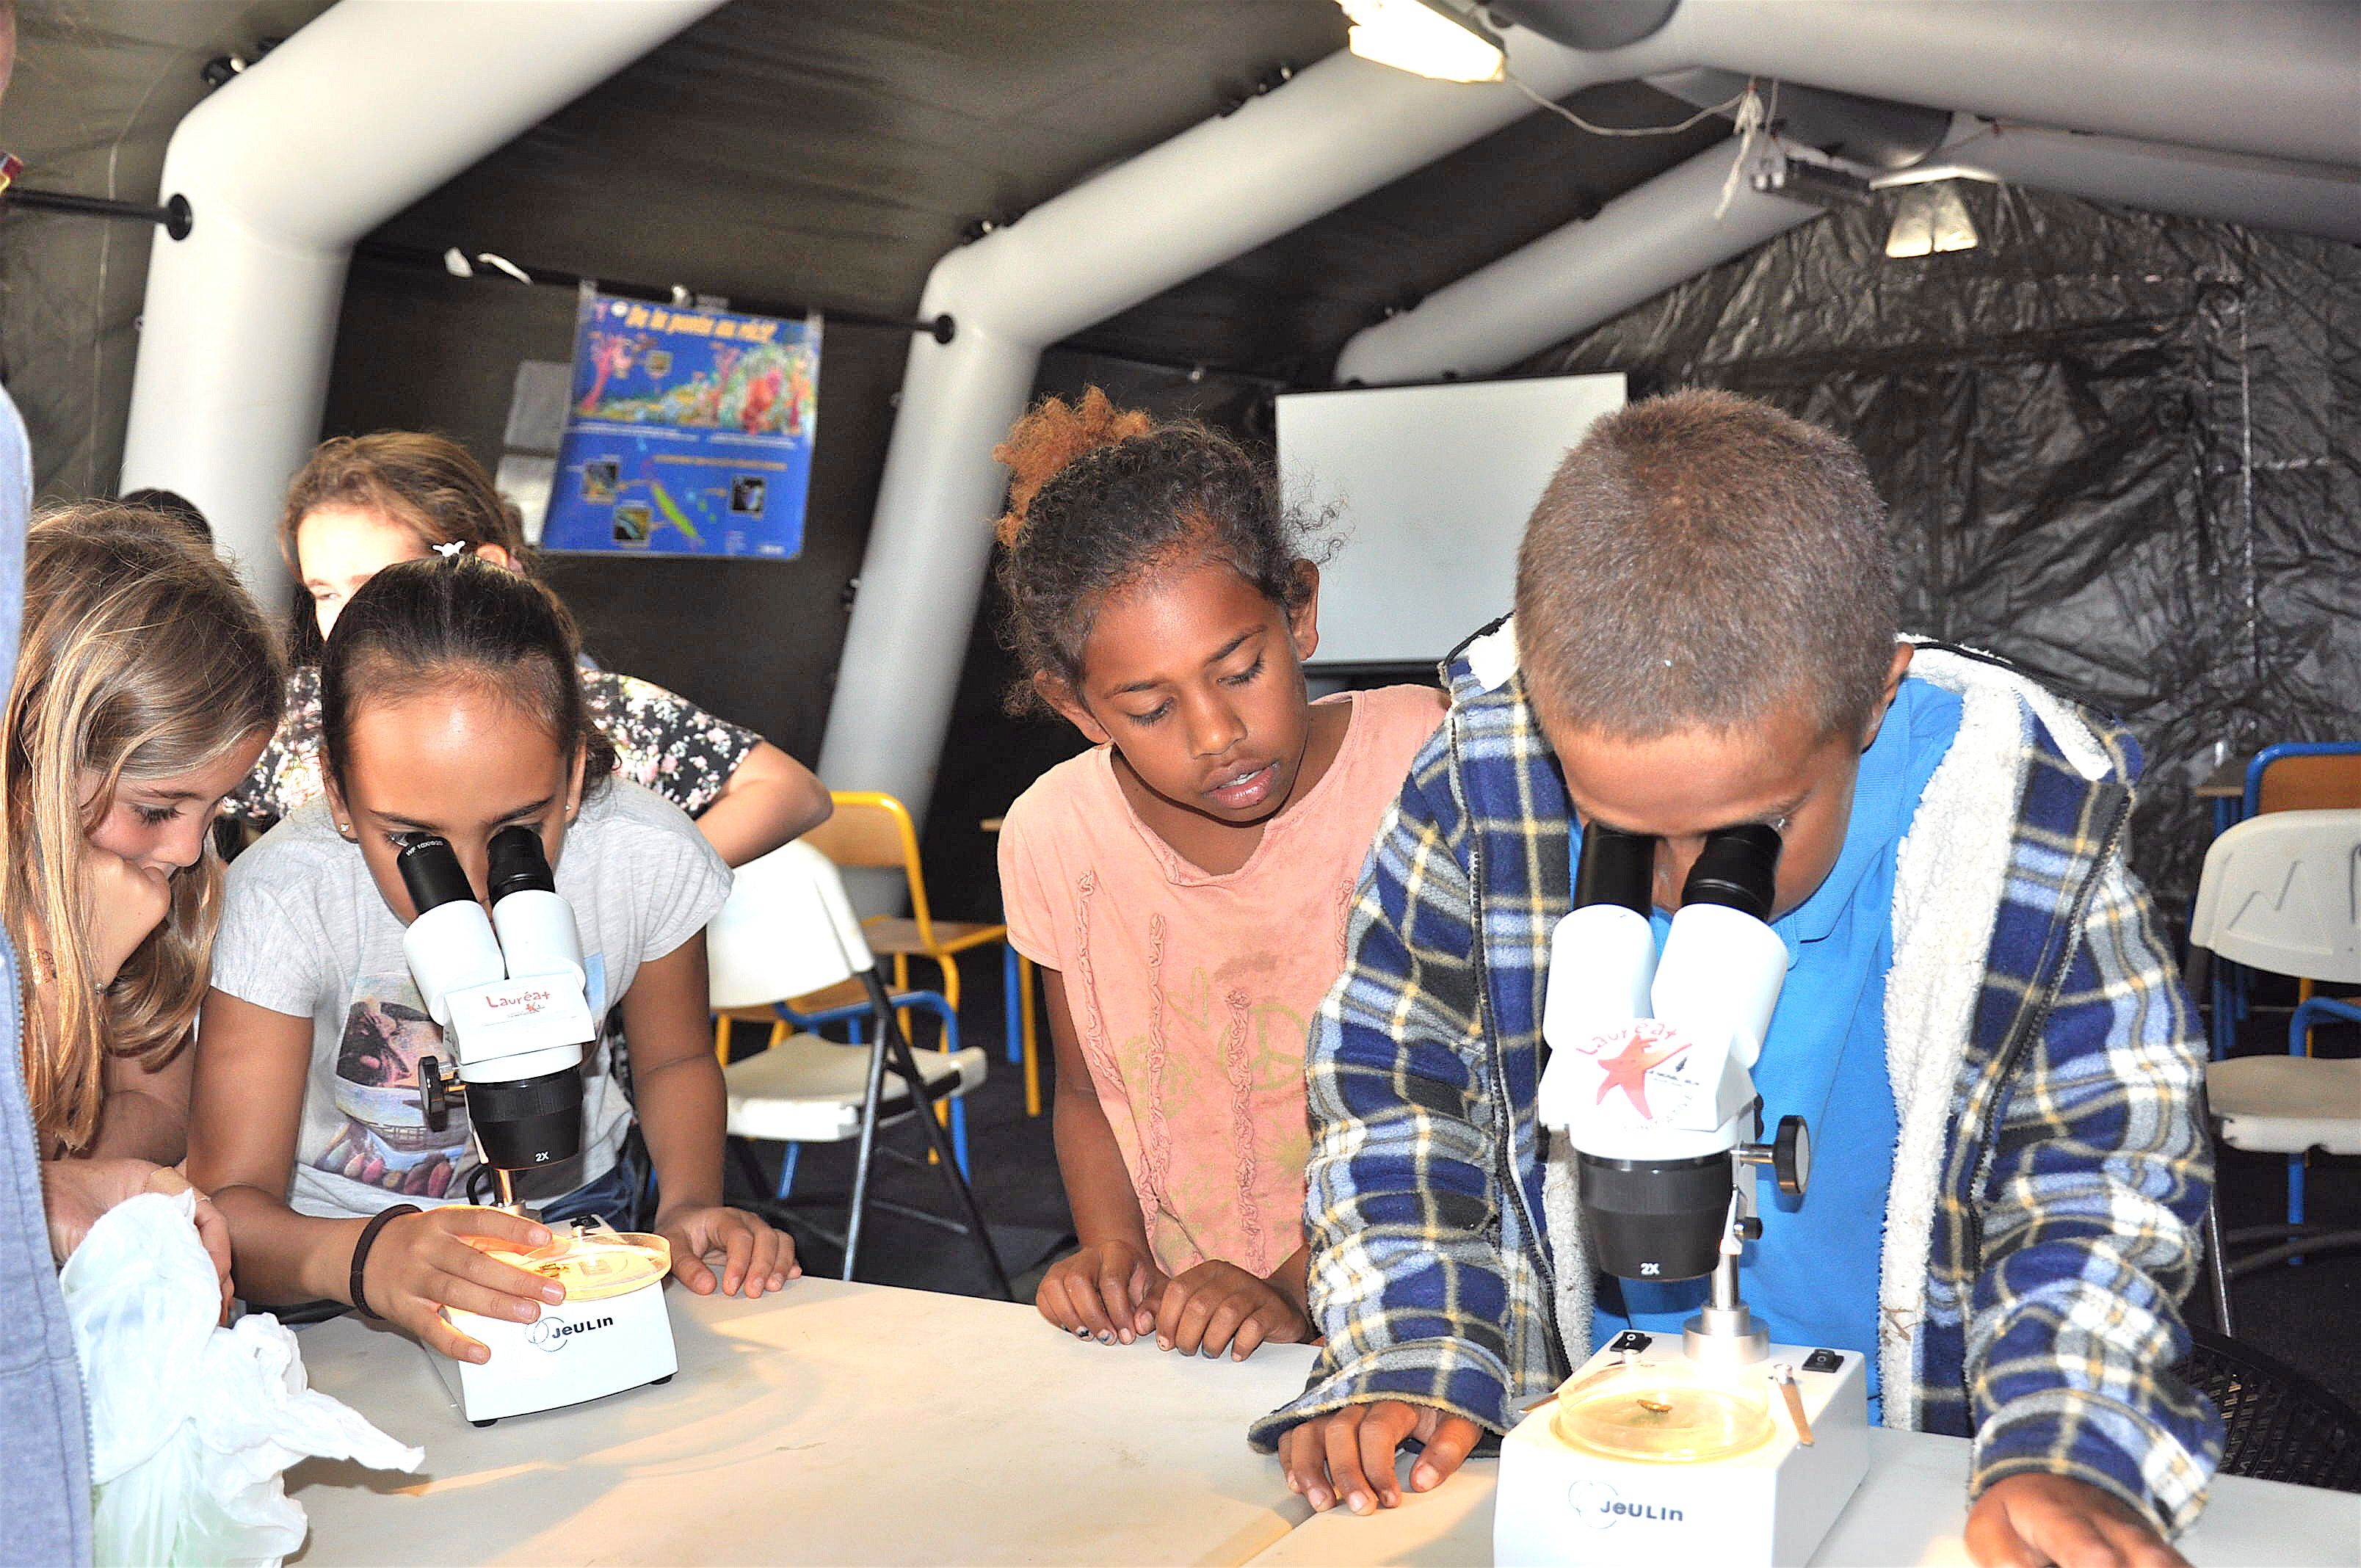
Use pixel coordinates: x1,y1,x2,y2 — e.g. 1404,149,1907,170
860,916,1008,959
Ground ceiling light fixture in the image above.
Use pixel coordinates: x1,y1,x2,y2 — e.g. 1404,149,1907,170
1338,0,1506,84
1882,181,1981,258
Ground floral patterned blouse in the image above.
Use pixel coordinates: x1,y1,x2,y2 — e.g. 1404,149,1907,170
226,664,762,827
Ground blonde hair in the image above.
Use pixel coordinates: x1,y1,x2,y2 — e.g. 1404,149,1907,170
4,505,283,1150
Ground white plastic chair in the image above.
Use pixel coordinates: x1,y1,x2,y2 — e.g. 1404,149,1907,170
707,840,1011,1295
2186,808,2361,1332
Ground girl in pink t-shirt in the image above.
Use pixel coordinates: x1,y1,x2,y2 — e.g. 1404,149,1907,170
994,391,1444,1362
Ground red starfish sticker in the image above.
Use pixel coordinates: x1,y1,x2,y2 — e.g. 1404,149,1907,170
1592,1023,1692,1119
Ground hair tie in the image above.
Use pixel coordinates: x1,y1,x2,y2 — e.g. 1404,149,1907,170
432,540,468,559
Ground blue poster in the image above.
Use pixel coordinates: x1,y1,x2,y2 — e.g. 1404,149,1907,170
541,291,819,558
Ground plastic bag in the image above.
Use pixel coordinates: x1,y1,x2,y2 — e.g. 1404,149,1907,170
59,1190,423,1568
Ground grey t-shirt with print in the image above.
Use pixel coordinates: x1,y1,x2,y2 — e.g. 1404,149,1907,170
211,781,730,1219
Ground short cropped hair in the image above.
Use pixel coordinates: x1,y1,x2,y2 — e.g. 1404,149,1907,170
1514,388,1898,741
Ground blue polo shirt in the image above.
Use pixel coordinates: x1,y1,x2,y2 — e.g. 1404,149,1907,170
1582,675,1963,1423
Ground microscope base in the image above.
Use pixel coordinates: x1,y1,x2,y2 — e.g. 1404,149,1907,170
1495,1339,1868,1567
430,1277,678,1424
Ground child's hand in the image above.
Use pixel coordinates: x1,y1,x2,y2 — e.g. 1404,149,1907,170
1965,1473,2188,1568
1150,1260,1313,1360
1037,1238,1165,1344
1280,1401,1486,1514
362,1206,565,1363
654,1204,797,1299
42,1158,233,1319
79,847,173,985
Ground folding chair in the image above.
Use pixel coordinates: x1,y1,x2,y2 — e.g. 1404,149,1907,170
805,791,1043,1117
706,840,1012,1297
2186,809,2361,1332
2208,742,2361,1059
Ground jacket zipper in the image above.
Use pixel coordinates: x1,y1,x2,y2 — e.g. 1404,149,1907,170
1957,788,2132,1402
1454,718,1564,1365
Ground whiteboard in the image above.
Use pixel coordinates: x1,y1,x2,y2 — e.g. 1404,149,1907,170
1278,373,1626,667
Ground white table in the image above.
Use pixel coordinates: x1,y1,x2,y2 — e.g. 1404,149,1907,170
286,1277,1318,1565
1243,1429,2361,1567
283,1282,2361,1567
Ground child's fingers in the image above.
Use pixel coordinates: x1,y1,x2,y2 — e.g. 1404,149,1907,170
1152,1270,1198,1349
1407,1415,1483,1493
1200,1291,1259,1357
1097,1252,1139,1343
1167,1281,1225,1355
1280,1420,1330,1509
398,1294,492,1365
1321,1405,1387,1515
1062,1262,1119,1342
435,1269,550,1325
438,1205,553,1252
446,1240,566,1307
1356,1402,1419,1509
711,1216,755,1296
1034,1268,1076,1328
1226,1296,1301,1360
668,1237,719,1296
740,1220,789,1296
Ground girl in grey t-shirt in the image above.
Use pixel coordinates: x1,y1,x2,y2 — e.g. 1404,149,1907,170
193,556,795,1366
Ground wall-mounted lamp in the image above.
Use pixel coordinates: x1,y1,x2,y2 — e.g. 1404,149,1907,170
1338,0,1506,83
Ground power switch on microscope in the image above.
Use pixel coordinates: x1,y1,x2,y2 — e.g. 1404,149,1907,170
1802,1348,1843,1375
1608,1331,1653,1354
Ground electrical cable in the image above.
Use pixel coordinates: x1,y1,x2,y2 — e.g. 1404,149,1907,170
1501,70,1750,137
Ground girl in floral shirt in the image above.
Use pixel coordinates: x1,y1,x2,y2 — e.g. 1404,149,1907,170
227,432,829,867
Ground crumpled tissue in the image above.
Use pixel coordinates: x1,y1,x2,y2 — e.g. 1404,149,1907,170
59,1189,424,1568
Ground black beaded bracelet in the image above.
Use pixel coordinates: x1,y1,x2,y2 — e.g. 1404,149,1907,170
349,1203,422,1320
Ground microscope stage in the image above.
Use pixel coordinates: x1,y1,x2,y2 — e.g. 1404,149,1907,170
1495,1337,1868,1567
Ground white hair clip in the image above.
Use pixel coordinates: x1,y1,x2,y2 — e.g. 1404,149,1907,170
432,540,468,559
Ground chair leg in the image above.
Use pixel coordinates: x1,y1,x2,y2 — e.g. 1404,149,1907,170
1019,953,1041,1118
776,1142,802,1202
844,1018,896,1284
925,954,958,1155
863,968,1012,1300
951,1100,971,1180
2203,1198,2235,1338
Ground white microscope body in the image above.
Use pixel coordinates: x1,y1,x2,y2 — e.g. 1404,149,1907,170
398,828,677,1426
1496,825,1868,1568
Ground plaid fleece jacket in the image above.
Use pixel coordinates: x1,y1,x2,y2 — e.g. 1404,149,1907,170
1249,627,2221,1533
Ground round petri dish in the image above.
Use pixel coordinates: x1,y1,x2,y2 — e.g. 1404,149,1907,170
473,1231,672,1302
1553,1366,1774,1464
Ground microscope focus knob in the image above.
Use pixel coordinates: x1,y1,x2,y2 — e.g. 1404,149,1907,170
419,1056,451,1133
1773,1115,1811,1196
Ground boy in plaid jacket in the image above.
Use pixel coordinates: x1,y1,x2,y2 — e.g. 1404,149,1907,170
1254,391,2219,1568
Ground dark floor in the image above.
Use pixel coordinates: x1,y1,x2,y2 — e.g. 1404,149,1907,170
722,959,2361,1414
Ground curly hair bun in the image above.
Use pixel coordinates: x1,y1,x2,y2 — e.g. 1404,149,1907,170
992,388,1156,548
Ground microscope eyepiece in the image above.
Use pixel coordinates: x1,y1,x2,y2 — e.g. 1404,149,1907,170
1573,822,1655,915
487,823,557,904
1681,822,1782,921
396,833,478,914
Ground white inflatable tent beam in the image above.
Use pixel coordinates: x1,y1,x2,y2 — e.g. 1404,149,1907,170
1338,120,2361,387
118,0,727,592
821,0,2361,827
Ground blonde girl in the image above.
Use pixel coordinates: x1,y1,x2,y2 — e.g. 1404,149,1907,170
5,504,281,1268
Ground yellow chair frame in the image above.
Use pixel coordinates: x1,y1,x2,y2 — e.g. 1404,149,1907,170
800,791,1042,1117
